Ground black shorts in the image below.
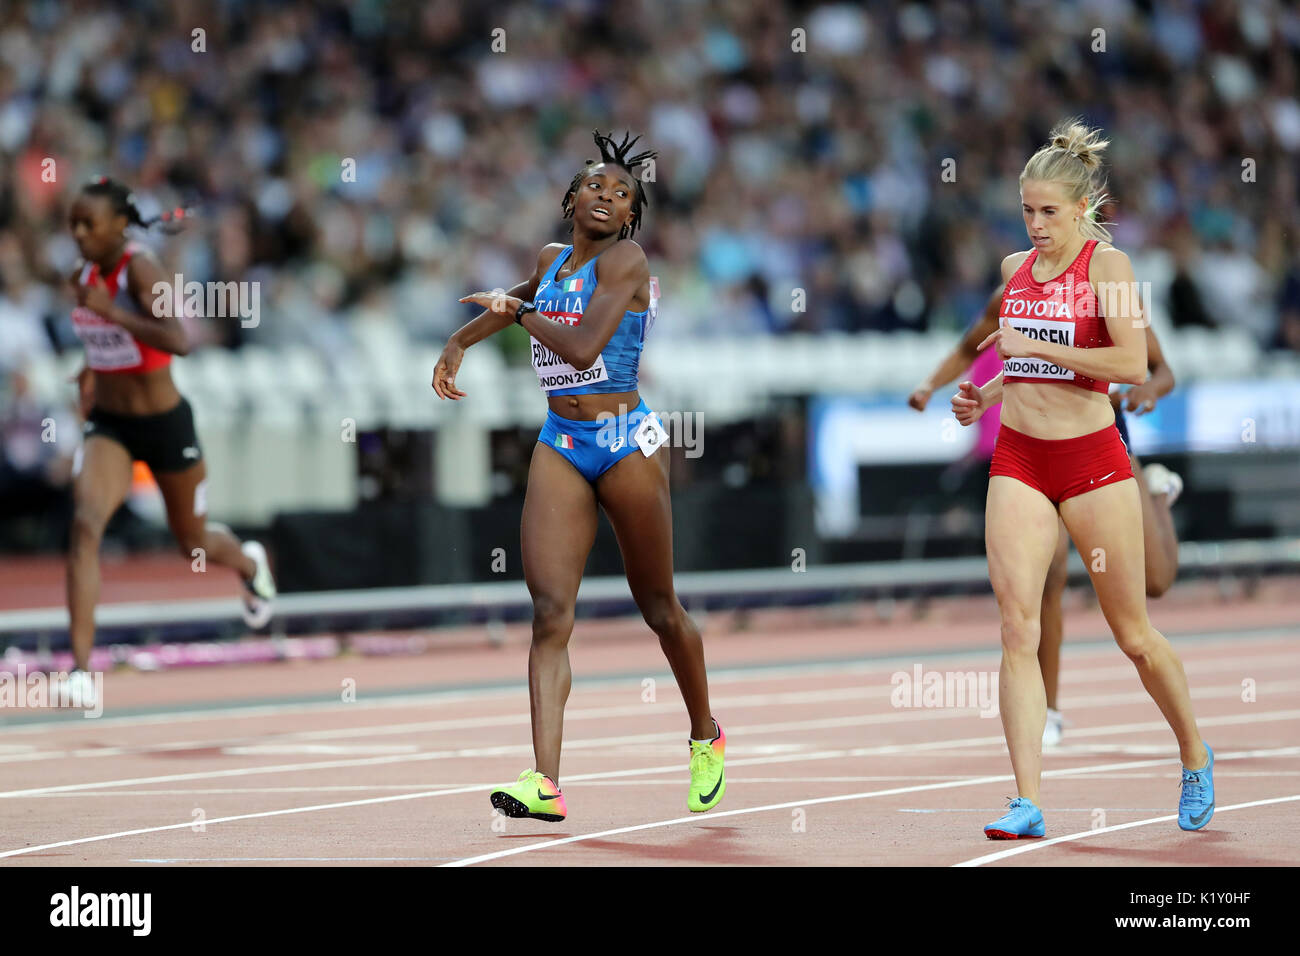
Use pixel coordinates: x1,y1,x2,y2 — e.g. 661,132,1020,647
83,397,203,474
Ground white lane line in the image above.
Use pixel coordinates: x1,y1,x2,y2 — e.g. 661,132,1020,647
25,766,1300,798
0,789,467,861
37,786,484,795
221,744,425,755
953,794,1300,867
4,632,1292,736
439,746,1300,867
0,684,902,765
0,757,1153,863
130,858,462,863
2,722,1294,864
0,751,876,860
0,702,912,769
4,705,1298,801
1,656,936,735
901,808,1171,813
7,776,1047,797
5,665,1297,768
4,636,1295,761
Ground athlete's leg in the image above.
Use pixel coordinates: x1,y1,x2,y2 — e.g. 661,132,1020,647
1059,479,1207,769
1038,516,1069,712
153,461,255,579
596,449,713,741
987,476,1061,803
66,437,133,671
1132,452,1179,597
521,443,600,784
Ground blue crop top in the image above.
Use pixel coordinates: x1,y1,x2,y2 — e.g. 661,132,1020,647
528,245,655,396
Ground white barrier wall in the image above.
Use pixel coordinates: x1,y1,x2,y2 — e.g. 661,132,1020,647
22,330,1300,524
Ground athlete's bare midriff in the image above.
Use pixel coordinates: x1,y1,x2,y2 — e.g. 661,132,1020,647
547,388,641,421
90,365,182,417
1001,379,1116,440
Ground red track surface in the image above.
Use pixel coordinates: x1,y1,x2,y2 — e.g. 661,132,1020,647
1,579,1297,867
0,554,231,610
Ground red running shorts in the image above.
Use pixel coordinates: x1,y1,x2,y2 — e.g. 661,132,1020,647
989,422,1133,504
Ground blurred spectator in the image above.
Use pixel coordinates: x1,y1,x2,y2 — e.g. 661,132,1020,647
1272,246,1300,352
0,367,75,549
1166,227,1218,331
0,0,1295,358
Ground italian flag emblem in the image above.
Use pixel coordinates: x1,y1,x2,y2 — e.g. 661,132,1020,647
563,276,583,293
555,434,574,449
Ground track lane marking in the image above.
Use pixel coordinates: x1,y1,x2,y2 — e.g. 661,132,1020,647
440,746,1300,867
952,793,1300,867
2,726,1295,862
4,666,1298,767
4,631,1292,736
4,705,1299,800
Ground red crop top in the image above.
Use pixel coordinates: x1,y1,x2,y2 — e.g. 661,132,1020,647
999,239,1111,394
71,245,172,375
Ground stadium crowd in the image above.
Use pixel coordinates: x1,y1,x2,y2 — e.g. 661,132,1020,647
1,0,1298,379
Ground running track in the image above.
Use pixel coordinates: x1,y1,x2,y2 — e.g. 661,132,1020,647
1,580,1297,867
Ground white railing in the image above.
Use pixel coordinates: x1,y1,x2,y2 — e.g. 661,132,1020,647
2,537,1296,642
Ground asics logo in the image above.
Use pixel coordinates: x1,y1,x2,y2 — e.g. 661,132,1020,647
609,437,625,453
698,774,723,804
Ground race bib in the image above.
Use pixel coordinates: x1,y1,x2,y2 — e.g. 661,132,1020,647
1001,317,1076,381
72,308,142,371
531,338,610,392
633,411,669,458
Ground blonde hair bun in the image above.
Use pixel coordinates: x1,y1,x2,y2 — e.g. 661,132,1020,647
1049,120,1109,171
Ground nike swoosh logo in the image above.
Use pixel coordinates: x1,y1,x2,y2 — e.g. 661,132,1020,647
1091,470,1117,484
1189,805,1213,826
1003,287,1028,297
698,773,723,804
537,790,562,801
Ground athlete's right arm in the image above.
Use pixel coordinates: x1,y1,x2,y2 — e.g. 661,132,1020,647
908,286,1002,411
951,372,1003,426
432,245,565,400
449,244,564,350
66,267,96,416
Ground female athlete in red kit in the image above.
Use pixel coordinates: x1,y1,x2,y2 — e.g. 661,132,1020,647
950,122,1213,838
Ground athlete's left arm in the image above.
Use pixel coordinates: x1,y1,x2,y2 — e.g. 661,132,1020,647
524,241,647,371
79,249,190,356
1145,326,1174,393
1131,322,1175,401
979,247,1147,385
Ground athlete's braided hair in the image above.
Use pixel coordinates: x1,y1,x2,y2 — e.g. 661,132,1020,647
80,176,192,234
561,129,657,239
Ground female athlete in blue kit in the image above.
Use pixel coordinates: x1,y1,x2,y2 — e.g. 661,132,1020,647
432,130,724,822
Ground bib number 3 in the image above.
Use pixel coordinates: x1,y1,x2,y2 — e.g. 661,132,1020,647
633,412,669,458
